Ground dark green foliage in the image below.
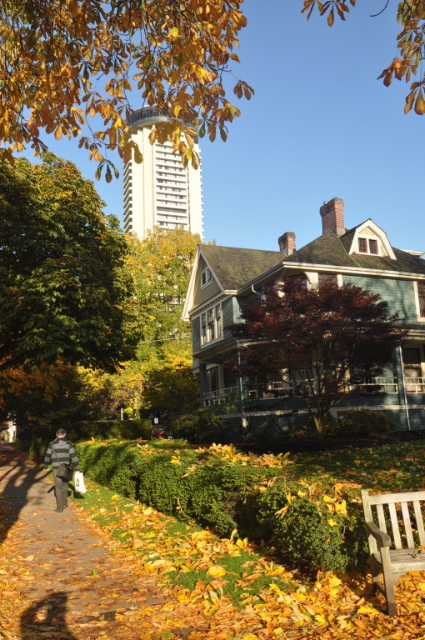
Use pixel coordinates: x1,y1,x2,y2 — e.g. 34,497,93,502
336,409,397,438
249,482,367,574
74,419,152,441
273,499,351,573
30,419,151,458
135,456,256,535
76,442,145,497
74,441,257,536
0,154,136,373
168,408,230,444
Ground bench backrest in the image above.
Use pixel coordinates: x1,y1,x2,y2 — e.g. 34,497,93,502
361,489,425,552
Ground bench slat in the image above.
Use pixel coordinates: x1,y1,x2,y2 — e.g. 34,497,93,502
414,500,425,547
376,503,388,534
368,491,425,505
401,501,415,549
389,502,403,549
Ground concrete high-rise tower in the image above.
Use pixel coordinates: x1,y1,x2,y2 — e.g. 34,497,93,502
123,107,204,240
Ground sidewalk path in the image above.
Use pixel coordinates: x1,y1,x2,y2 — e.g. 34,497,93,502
0,446,197,640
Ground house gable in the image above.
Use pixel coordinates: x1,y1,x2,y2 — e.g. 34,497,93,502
182,245,281,320
344,220,396,259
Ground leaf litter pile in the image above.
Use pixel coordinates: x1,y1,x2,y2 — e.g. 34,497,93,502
3,441,425,638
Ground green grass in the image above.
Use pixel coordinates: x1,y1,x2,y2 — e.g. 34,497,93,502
289,439,425,491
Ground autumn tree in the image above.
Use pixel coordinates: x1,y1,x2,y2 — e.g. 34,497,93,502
0,153,137,372
231,279,406,436
0,363,96,434
143,354,199,416
123,228,201,414
0,0,252,178
125,227,200,362
303,0,425,116
72,228,201,419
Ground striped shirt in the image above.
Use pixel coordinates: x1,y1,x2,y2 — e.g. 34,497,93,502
44,438,80,471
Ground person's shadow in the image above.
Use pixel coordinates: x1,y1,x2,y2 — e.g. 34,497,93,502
20,591,77,639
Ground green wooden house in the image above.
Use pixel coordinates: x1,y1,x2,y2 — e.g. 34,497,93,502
182,198,425,432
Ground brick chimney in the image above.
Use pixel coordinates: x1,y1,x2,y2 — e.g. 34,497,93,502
278,231,296,256
320,197,345,236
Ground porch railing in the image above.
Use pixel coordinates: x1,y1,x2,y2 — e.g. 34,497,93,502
348,377,399,394
203,376,425,407
204,386,239,406
405,377,425,393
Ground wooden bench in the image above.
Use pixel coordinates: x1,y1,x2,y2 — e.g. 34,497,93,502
361,489,425,615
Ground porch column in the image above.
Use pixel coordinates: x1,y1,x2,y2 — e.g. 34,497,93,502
394,346,411,431
198,362,208,407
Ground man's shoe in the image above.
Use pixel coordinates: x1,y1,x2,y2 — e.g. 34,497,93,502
55,509,63,512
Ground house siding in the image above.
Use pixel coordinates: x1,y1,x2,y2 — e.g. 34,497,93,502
222,297,238,340
193,255,222,307
342,275,418,323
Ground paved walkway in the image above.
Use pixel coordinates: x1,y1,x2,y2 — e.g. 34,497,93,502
0,445,175,640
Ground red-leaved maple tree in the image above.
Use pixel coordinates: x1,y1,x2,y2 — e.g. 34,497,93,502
231,279,406,436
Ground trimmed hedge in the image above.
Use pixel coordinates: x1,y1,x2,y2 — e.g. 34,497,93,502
74,440,368,574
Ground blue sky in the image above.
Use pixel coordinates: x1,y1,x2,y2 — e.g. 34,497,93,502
33,1,425,255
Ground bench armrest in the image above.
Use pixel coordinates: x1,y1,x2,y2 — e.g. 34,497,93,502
365,521,392,548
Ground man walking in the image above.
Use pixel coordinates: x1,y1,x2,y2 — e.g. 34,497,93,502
44,429,80,512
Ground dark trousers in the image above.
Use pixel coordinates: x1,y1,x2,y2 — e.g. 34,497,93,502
53,469,69,510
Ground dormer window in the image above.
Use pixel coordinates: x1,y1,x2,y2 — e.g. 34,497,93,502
358,237,379,255
201,267,212,288
348,221,396,259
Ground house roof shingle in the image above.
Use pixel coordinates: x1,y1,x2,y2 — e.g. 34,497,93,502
200,245,282,290
283,230,425,275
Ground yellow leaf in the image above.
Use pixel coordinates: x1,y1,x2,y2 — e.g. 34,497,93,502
111,494,121,500
207,565,227,577
335,500,348,516
415,89,425,115
328,576,342,587
24,555,35,562
357,605,380,615
328,519,338,527
323,495,333,502
236,537,249,549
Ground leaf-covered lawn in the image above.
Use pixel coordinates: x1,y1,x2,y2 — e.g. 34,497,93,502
2,439,425,639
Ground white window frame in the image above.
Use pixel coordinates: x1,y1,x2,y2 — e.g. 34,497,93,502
201,267,213,288
357,236,380,256
414,281,425,322
200,302,223,346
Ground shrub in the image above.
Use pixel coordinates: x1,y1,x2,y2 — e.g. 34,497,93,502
168,408,230,444
75,441,255,536
337,409,396,438
248,480,367,574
